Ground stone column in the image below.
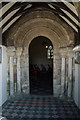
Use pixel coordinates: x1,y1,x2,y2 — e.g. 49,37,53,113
10,57,14,95
60,47,74,97
74,64,80,109
68,58,73,97
26,50,29,94
13,58,17,92
7,47,15,96
61,58,66,96
16,47,22,93
53,49,61,97
73,45,80,109
22,47,29,94
0,45,7,107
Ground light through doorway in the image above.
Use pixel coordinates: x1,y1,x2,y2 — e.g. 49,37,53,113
29,36,53,95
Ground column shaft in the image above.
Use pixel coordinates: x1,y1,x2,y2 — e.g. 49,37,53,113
68,58,72,97
61,58,66,96
53,52,61,97
74,64,80,109
17,56,21,92
10,57,14,95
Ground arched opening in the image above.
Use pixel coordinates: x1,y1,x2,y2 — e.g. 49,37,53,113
29,36,53,95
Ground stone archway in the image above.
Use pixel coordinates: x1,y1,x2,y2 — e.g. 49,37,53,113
29,36,53,95
6,10,75,97
21,24,70,96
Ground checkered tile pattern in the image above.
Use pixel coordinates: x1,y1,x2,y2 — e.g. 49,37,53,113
2,96,80,119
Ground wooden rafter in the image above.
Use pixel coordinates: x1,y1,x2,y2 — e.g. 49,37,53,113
0,2,79,34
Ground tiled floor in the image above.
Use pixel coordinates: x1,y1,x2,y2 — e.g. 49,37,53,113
2,95,80,119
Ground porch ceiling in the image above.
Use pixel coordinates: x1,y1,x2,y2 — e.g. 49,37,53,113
0,1,80,33
1,1,80,46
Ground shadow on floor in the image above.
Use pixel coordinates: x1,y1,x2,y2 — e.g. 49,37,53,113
30,72,53,95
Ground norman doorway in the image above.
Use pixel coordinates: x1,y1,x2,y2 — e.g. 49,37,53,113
29,36,53,95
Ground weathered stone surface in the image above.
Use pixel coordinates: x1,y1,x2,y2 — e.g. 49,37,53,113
6,45,74,97
3,10,74,48
5,9,75,97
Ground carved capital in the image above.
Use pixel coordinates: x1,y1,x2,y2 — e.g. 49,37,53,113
16,47,23,57
7,46,15,57
60,47,74,58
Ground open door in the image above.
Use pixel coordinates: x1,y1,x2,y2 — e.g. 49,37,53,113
29,36,53,95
